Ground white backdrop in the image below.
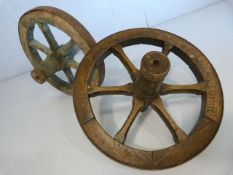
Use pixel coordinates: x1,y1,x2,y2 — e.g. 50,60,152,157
0,0,224,82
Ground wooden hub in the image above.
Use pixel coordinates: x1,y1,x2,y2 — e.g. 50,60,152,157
135,51,170,109
30,45,78,84
73,28,223,169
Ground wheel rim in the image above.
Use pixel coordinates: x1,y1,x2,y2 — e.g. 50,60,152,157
19,6,105,95
73,28,223,169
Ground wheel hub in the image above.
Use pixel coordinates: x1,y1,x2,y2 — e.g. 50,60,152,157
134,51,170,109
31,43,78,84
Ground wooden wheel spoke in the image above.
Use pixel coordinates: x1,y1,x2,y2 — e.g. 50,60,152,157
151,97,187,143
112,44,138,81
160,82,208,95
88,83,133,97
29,39,53,55
162,41,173,55
67,59,79,69
58,39,76,55
63,67,74,84
37,23,59,50
114,98,144,144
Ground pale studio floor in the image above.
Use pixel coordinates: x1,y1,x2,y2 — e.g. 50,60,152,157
1,1,233,175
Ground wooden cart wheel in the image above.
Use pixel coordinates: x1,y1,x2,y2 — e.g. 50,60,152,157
19,6,105,95
73,28,223,169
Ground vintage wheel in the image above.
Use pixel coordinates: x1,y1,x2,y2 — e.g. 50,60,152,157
19,6,105,95
73,28,223,169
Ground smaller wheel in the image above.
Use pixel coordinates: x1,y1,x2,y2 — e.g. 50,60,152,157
18,6,105,95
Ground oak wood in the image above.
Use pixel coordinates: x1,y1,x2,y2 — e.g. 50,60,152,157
29,39,53,55
67,59,79,69
151,97,188,143
112,44,138,81
37,22,59,50
114,98,144,144
88,83,133,97
162,42,173,55
63,67,74,84
160,82,208,95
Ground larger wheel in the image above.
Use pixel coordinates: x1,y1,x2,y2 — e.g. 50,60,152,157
19,6,105,95
73,28,223,169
